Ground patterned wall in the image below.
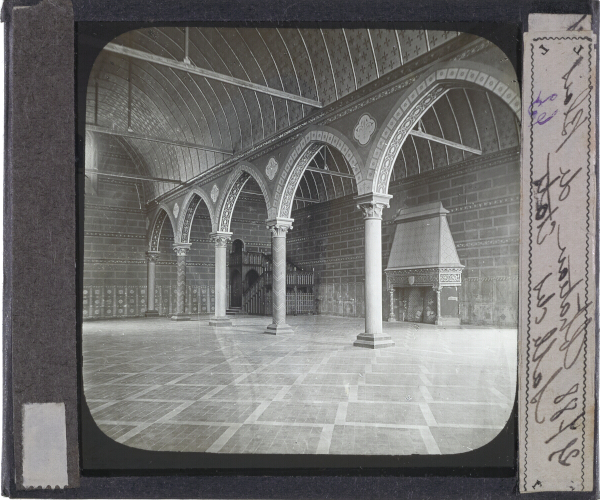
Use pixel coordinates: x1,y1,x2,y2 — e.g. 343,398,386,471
287,147,520,326
82,284,215,319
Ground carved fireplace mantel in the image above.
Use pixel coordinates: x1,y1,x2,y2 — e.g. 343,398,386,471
385,201,464,326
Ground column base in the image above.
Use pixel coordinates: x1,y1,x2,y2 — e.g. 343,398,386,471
387,317,397,323
263,323,294,335
353,333,395,349
209,316,233,327
145,310,160,318
435,316,461,327
170,313,191,321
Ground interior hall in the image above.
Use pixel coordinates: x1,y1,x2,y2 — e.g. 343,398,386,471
82,27,520,456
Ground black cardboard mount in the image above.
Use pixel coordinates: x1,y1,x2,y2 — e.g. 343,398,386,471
3,0,597,498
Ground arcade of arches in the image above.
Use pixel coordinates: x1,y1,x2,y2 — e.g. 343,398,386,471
82,28,519,455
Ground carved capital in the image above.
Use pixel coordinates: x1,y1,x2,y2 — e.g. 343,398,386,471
210,231,233,247
173,242,192,257
266,217,294,237
145,251,160,263
355,193,392,220
358,202,386,220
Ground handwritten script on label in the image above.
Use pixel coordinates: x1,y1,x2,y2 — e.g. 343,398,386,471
519,27,595,493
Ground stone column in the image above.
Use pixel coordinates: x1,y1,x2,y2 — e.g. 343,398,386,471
354,194,395,348
434,285,442,326
145,250,160,317
387,288,396,322
209,231,233,327
171,243,191,321
264,218,294,334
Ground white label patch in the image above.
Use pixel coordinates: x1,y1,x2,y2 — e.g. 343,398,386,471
22,403,68,489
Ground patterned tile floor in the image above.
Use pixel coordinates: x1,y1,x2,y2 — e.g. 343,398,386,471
83,316,516,455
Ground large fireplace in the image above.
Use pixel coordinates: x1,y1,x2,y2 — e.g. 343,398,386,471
385,202,464,326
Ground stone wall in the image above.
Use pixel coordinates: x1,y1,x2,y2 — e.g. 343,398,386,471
84,138,519,325
83,161,274,318
82,135,149,320
287,147,520,326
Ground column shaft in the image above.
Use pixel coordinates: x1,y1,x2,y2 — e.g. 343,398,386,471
364,216,383,334
435,286,442,325
264,218,294,334
209,232,232,327
353,194,395,349
147,260,155,310
388,288,396,322
171,243,191,321
145,251,160,317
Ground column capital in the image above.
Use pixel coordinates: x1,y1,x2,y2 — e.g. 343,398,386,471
266,217,294,237
209,231,233,247
355,193,393,220
145,250,160,263
172,242,192,256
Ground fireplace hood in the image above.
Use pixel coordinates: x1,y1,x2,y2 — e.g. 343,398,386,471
385,201,464,288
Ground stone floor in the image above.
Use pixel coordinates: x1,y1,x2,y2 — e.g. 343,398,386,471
82,315,517,455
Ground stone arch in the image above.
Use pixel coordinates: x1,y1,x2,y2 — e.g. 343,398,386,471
274,126,364,219
177,187,215,243
148,205,176,252
367,61,520,195
217,162,273,233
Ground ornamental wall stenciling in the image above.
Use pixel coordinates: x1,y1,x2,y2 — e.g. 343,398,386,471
173,202,179,219
353,114,376,145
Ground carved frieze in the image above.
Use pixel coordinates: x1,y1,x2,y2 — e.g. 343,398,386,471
385,267,463,288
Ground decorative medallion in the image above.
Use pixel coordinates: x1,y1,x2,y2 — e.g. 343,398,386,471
265,157,278,180
173,203,179,219
211,184,219,203
353,114,376,146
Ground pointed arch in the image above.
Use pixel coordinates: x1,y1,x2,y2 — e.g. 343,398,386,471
177,187,216,242
274,126,364,219
216,162,274,233
148,205,176,252
366,61,520,195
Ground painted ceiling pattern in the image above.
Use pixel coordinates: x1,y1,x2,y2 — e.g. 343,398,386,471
86,27,461,201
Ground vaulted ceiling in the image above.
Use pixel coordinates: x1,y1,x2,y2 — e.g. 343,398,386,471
86,27,465,202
